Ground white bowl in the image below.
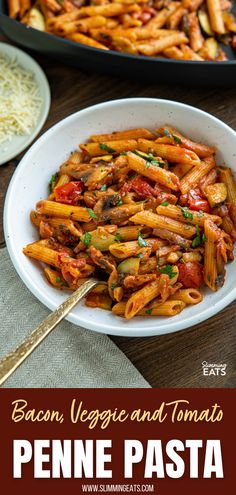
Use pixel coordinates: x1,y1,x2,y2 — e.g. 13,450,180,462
0,42,51,165
4,98,236,337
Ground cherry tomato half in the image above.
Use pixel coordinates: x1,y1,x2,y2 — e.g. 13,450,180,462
188,189,210,213
177,261,203,289
54,181,84,205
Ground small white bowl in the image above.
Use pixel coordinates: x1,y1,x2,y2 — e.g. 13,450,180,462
4,98,236,336
0,42,50,165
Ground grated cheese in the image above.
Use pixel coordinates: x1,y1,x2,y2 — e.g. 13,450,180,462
0,53,42,148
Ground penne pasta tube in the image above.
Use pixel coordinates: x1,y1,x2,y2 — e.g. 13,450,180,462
172,162,193,178
168,6,187,30
76,15,107,33
23,243,59,267
8,0,20,18
130,210,196,238
109,238,164,259
163,46,185,60
146,3,181,29
112,299,186,316
180,44,204,61
77,3,139,19
36,200,91,222
169,288,203,304
80,139,137,156
115,225,151,241
218,167,236,204
179,156,215,194
204,219,225,291
138,138,200,166
187,12,204,52
90,128,155,142
156,125,215,158
137,32,188,56
126,152,180,191
125,277,164,318
68,32,109,50
207,0,226,34
156,204,222,226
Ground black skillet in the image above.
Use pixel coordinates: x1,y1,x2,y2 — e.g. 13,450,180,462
0,0,236,87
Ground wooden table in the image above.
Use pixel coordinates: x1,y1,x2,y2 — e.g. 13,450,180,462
1,36,235,387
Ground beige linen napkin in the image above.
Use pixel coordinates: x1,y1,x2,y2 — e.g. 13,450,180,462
0,248,150,388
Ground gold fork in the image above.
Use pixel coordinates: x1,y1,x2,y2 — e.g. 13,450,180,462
0,278,101,386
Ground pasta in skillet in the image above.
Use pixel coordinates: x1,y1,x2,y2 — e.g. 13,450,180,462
7,0,236,61
23,124,236,319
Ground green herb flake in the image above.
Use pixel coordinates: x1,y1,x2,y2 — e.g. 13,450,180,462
49,172,59,192
86,207,98,220
110,282,117,290
159,264,176,279
146,309,152,315
192,224,202,248
83,232,92,247
137,231,148,247
145,162,151,169
136,253,144,258
173,134,182,144
164,129,171,137
92,191,97,197
56,276,62,283
161,201,169,206
150,159,160,167
117,200,123,206
100,184,107,191
114,233,121,243
99,143,115,153
120,151,128,156
181,206,193,220
202,233,207,242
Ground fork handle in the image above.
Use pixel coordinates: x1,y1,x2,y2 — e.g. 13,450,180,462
0,278,99,386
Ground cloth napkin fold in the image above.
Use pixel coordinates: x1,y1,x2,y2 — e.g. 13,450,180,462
0,248,150,388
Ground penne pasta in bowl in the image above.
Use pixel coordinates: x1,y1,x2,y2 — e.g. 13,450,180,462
4,98,236,336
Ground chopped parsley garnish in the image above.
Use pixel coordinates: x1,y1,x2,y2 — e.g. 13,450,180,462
202,233,207,242
56,276,62,283
137,232,148,247
117,200,123,206
83,232,92,247
49,172,59,192
173,134,182,144
92,191,97,196
100,184,107,191
159,264,176,279
110,282,117,290
120,151,128,156
181,206,193,220
145,162,151,169
150,159,161,167
114,232,121,242
99,143,115,153
86,207,98,219
146,309,152,315
161,201,169,206
164,129,181,143
192,224,202,248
